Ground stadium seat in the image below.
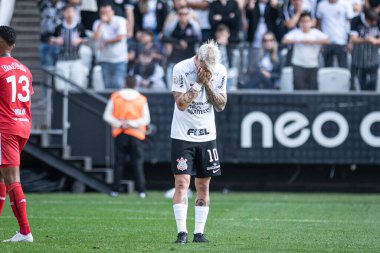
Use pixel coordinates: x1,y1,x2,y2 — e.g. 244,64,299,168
92,65,105,91
318,67,350,92
79,45,93,70
279,67,294,91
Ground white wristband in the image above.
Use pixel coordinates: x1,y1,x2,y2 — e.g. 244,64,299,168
192,82,202,92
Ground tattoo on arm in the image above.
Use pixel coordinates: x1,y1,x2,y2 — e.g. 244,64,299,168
173,89,199,111
204,86,227,112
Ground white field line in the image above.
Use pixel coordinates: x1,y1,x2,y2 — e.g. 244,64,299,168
1,215,378,224
36,200,169,205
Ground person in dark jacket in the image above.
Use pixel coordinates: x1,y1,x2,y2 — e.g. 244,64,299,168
162,6,201,86
133,0,168,41
245,0,282,73
209,0,242,44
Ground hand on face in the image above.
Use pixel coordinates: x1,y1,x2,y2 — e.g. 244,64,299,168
196,66,212,86
100,12,110,23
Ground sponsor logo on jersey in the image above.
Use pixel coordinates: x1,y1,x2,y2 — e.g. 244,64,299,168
218,76,225,89
206,163,220,171
179,75,184,86
176,157,188,171
187,102,211,115
173,76,178,85
187,128,210,136
13,108,26,116
185,70,196,77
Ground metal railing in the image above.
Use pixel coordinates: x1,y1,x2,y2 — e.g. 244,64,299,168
41,67,113,167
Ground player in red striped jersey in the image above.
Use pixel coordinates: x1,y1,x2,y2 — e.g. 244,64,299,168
0,26,33,243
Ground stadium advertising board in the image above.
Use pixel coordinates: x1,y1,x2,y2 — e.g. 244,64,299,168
64,92,380,165
224,93,380,164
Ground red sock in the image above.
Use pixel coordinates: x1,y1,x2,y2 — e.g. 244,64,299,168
0,182,6,215
8,182,31,235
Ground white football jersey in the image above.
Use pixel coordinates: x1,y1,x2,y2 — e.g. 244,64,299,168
170,57,227,142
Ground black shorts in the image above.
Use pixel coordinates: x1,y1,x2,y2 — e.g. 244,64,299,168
171,138,221,178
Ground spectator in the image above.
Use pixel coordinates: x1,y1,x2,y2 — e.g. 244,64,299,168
106,0,135,38
283,0,314,31
133,49,166,90
246,0,282,72
162,6,201,85
133,0,169,41
187,0,212,41
67,0,82,22
135,29,166,65
350,0,364,16
240,31,280,89
215,24,239,89
316,0,354,68
81,0,99,31
107,0,131,17
103,75,151,198
209,0,242,45
350,7,380,91
128,28,166,72
282,0,317,66
37,0,65,68
164,0,200,28
163,6,201,61
50,4,89,91
92,4,127,89
282,11,329,90
367,0,380,12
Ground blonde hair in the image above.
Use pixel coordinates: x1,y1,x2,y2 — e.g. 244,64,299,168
197,40,221,71
260,31,279,64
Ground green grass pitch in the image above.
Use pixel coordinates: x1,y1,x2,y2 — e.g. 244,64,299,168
0,192,379,252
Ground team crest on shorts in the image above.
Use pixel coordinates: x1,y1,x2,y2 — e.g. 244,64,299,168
176,157,188,171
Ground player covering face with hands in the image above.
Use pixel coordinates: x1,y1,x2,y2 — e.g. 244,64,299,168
170,40,227,244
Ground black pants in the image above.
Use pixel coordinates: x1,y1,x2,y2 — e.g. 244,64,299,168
351,65,378,91
293,65,318,90
113,133,145,193
322,44,348,68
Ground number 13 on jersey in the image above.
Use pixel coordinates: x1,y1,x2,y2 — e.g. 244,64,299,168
6,74,30,103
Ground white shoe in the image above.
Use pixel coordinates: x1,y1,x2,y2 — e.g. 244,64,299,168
109,191,119,197
3,231,33,243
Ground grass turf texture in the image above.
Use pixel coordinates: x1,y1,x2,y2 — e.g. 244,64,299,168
0,192,379,253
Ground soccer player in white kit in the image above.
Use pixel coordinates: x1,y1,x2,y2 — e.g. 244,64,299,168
170,40,227,243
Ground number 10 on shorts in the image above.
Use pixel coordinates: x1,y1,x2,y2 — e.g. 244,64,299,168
207,148,219,162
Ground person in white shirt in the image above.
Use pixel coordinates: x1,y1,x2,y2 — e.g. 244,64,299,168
170,40,227,244
93,4,127,89
282,11,330,90
186,0,212,41
316,0,354,68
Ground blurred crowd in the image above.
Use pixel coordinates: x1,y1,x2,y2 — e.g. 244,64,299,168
37,0,380,91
